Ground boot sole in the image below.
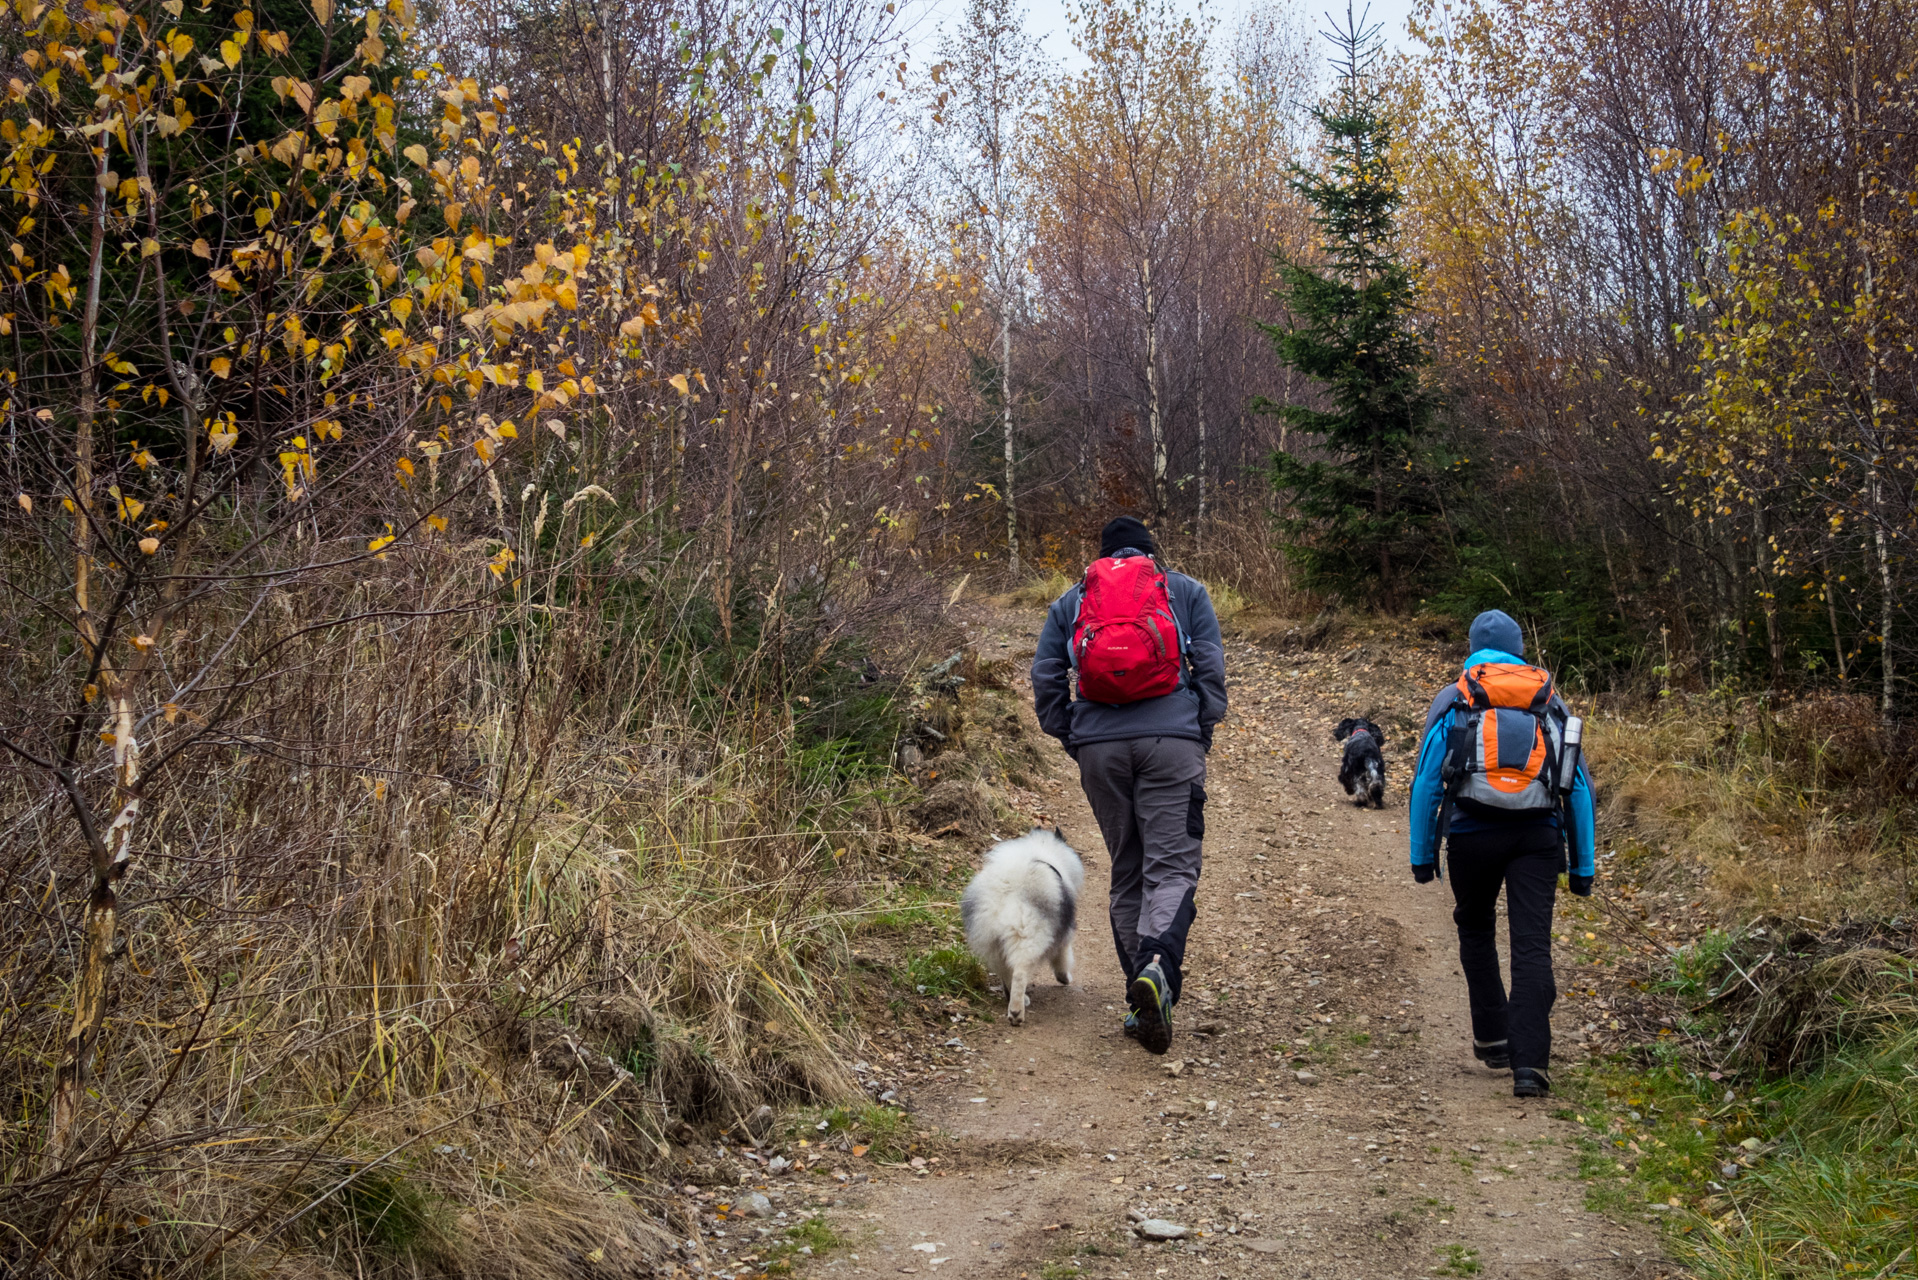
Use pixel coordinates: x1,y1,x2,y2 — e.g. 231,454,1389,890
1127,975,1172,1055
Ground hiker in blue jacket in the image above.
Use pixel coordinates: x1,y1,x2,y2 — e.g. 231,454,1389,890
1408,608,1595,1098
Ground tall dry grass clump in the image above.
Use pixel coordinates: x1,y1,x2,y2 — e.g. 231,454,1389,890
1587,692,1918,919
0,510,942,1277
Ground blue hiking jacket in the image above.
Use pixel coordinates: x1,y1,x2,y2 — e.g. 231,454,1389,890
1030,549,1228,750
1408,647,1596,876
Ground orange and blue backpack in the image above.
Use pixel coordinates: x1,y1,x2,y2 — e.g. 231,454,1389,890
1436,661,1570,833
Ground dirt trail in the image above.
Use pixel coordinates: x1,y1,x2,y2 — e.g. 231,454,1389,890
817,604,1663,1280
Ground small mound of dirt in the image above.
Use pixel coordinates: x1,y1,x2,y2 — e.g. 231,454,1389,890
911,779,994,838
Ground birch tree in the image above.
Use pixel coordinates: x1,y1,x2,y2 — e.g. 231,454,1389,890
927,0,1038,575
1035,0,1211,524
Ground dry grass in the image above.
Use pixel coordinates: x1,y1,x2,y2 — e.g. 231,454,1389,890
1182,503,1313,617
1585,692,1918,921
0,523,948,1278
1000,569,1074,609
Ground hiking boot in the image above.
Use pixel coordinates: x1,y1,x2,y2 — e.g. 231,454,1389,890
1473,1039,1511,1070
1122,1011,1141,1041
1127,961,1174,1056
1513,1068,1551,1098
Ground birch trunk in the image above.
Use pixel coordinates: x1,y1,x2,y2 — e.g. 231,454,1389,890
1195,267,1207,546
1874,469,1894,719
1140,253,1166,520
51,130,135,1160
1001,289,1018,578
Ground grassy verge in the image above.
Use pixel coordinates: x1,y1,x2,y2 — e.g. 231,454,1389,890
1566,1027,1918,1279
1561,694,1918,1278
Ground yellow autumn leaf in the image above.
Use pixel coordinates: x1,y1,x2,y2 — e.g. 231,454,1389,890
211,357,232,378
220,38,242,67
403,143,429,167
426,513,448,533
138,536,160,554
16,493,30,513
523,369,543,393
668,373,690,396
390,296,413,322
108,485,145,522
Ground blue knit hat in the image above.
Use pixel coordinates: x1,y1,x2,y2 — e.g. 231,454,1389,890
1468,609,1524,657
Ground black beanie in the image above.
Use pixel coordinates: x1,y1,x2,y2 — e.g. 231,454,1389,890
1099,516,1157,558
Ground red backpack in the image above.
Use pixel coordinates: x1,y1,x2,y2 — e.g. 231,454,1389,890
1071,556,1183,704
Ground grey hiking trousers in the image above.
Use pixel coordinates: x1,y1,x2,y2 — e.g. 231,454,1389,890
1076,736,1207,1004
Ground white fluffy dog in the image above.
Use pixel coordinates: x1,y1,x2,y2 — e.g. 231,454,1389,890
960,828,1085,1025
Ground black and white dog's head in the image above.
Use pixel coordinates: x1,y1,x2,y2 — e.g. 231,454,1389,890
1333,718,1382,747
1333,718,1387,808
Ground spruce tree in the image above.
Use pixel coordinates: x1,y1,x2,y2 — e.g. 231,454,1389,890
1262,7,1446,606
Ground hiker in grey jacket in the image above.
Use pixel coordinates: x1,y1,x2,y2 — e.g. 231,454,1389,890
1029,516,1228,1055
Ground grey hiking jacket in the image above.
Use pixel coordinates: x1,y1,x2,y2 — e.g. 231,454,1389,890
1030,549,1229,751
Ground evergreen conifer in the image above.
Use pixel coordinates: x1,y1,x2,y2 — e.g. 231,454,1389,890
1262,6,1449,605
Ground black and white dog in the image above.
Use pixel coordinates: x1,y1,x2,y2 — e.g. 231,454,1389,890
960,828,1085,1025
1333,718,1387,809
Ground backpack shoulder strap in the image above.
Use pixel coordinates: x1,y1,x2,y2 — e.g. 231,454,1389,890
1431,690,1473,856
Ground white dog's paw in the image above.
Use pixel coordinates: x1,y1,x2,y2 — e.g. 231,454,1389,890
1006,1006,1025,1026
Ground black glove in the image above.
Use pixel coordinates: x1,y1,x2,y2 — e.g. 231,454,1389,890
1568,873,1593,897
1413,863,1437,884
1199,725,1214,752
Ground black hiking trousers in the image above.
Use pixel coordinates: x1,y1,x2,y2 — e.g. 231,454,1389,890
1446,823,1561,1072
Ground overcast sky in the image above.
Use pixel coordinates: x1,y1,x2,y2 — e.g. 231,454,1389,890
902,0,1426,73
